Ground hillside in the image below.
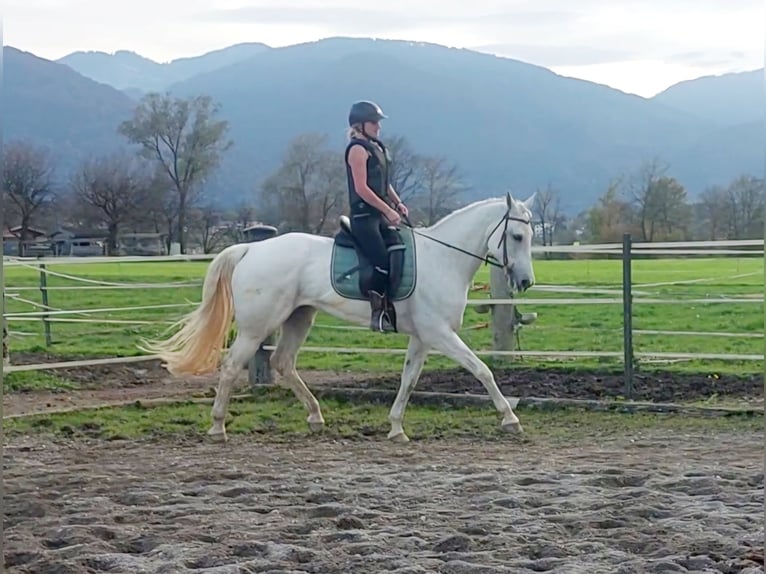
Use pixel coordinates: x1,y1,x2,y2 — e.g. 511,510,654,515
666,119,763,191
8,38,763,215
3,47,137,173
57,43,271,92
652,69,763,127
165,37,733,212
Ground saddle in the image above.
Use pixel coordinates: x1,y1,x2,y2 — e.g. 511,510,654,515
331,215,417,329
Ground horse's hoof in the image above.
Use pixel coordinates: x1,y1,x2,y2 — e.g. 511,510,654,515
308,422,325,433
207,428,228,443
502,421,524,434
388,431,410,443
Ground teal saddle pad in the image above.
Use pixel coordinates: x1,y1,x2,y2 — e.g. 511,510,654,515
330,226,417,301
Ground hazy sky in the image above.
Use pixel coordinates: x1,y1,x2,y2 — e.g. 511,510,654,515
5,0,764,96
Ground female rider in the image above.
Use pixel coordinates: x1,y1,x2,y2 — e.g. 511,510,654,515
344,100,409,332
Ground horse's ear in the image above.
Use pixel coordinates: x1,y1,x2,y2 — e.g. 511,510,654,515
506,191,514,208
522,193,536,211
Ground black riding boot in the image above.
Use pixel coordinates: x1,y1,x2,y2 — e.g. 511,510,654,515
369,290,395,333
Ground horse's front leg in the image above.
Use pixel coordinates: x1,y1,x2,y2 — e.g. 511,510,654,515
429,329,522,433
388,335,429,442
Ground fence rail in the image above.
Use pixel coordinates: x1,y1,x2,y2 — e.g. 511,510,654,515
3,236,764,400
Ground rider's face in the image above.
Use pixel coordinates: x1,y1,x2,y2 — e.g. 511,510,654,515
364,120,380,138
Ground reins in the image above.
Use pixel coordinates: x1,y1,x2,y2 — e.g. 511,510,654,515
399,209,531,269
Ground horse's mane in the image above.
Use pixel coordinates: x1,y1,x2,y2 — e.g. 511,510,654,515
424,196,523,231
423,197,501,230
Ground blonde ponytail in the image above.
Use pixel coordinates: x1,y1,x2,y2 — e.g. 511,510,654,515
347,124,365,140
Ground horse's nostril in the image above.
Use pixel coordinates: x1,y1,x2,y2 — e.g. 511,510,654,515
520,279,531,290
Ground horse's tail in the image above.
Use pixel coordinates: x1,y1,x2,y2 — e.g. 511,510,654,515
139,243,251,377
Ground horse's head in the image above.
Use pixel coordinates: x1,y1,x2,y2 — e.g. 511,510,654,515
487,192,536,293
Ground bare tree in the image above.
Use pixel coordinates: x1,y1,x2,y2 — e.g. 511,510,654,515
233,202,256,230
69,152,154,254
696,186,729,240
2,140,57,255
725,174,764,239
260,133,345,234
118,92,233,253
533,183,560,246
385,134,422,203
411,155,466,225
187,203,240,253
624,157,669,241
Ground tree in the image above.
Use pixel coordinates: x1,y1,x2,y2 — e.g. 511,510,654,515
696,186,729,240
624,157,690,241
411,155,467,225
649,176,691,240
385,135,422,203
118,92,233,253
625,157,667,241
260,133,345,235
585,179,634,242
724,174,764,239
532,183,560,246
233,202,257,232
69,152,155,254
2,140,56,255
187,203,239,254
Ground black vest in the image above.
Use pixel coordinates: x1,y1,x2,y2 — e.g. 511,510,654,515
345,137,391,215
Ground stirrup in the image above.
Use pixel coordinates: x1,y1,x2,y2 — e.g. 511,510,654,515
369,291,395,333
370,308,395,333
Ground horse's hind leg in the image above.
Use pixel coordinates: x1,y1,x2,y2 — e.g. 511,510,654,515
209,330,261,442
271,305,325,432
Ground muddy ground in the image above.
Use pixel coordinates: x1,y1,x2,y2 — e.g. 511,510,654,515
4,430,764,574
4,352,763,418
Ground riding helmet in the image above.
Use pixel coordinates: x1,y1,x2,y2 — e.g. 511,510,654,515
348,100,388,126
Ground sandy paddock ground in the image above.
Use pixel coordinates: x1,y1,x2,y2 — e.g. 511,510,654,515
3,425,763,574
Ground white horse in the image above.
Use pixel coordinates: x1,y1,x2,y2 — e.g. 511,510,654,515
142,192,536,443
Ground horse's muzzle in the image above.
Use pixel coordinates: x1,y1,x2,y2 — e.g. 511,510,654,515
506,266,533,293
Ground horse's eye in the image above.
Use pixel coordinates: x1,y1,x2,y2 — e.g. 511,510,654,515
512,234,523,242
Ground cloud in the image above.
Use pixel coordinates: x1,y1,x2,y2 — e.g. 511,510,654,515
190,3,588,37
196,5,406,28
188,1,762,70
665,50,755,69
6,0,763,93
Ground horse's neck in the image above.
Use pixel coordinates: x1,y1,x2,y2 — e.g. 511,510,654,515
422,199,506,282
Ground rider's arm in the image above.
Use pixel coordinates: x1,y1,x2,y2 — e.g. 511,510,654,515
348,145,397,216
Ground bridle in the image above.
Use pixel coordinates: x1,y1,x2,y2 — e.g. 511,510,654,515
400,206,532,270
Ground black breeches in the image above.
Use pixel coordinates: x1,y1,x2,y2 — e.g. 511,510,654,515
350,212,397,294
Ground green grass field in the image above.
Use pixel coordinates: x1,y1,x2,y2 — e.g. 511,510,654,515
3,254,764,381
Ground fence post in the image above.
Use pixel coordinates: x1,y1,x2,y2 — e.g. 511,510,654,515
38,262,52,347
622,233,634,399
489,266,515,362
241,224,279,391
2,290,9,366
474,266,537,365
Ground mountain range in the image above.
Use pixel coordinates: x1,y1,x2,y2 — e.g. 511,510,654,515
4,38,763,215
